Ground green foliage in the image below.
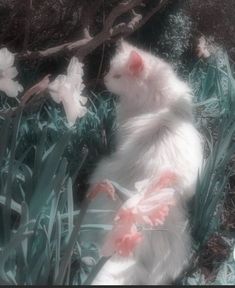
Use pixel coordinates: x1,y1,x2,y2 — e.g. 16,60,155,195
0,92,116,285
189,50,235,247
181,50,235,284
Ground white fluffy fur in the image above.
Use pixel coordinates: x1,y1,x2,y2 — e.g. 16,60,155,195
85,41,203,285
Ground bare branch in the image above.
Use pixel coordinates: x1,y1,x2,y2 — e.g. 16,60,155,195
20,74,51,105
128,0,169,34
128,10,143,30
16,0,170,61
112,0,169,37
104,0,143,31
17,36,92,60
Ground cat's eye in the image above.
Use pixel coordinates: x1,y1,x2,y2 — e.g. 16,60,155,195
113,74,121,79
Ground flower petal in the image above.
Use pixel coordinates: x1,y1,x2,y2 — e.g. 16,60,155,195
115,231,142,257
48,75,67,103
101,223,142,257
115,208,136,224
0,48,14,70
145,170,178,195
49,58,87,125
3,67,18,79
67,57,84,89
0,78,23,97
79,95,88,105
62,95,87,125
134,178,150,193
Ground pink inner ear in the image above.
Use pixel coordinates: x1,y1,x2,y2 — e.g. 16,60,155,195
127,51,144,76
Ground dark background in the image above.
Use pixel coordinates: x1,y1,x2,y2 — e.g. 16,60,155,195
0,0,234,88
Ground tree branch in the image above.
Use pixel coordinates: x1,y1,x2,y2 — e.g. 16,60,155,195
20,74,50,105
16,0,170,61
17,37,92,60
112,0,169,37
104,0,143,31
129,0,169,35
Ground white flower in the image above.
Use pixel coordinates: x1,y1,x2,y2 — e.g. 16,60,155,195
0,48,23,97
49,57,88,126
196,36,210,59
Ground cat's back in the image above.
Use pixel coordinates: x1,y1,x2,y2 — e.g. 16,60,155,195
112,109,203,197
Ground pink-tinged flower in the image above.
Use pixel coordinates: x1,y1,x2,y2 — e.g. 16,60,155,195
102,207,138,257
145,170,178,195
87,180,116,201
0,48,23,97
133,188,175,227
196,36,210,59
146,204,170,226
101,170,178,257
115,230,143,257
114,207,136,224
101,223,142,257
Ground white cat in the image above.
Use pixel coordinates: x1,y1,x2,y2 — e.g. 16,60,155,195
85,40,203,285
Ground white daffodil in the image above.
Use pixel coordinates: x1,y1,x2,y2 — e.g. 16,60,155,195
49,57,88,126
0,47,23,97
196,36,210,59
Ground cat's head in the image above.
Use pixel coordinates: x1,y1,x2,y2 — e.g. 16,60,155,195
104,40,191,114
104,40,152,98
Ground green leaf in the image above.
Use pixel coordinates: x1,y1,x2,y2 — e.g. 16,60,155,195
29,133,69,218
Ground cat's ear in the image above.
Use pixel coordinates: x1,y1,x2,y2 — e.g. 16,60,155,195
127,50,144,76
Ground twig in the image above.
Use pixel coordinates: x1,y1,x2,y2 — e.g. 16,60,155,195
110,0,169,38
16,0,169,61
104,0,143,32
20,74,51,105
124,0,170,37
17,36,92,60
75,0,168,59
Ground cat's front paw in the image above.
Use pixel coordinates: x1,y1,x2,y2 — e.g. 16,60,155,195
87,180,116,201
